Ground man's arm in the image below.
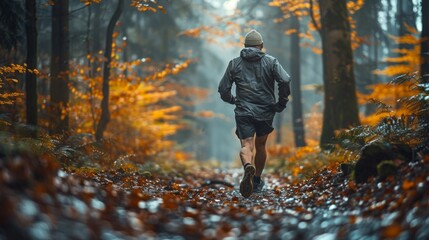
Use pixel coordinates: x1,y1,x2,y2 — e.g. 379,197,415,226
218,60,236,104
273,59,291,112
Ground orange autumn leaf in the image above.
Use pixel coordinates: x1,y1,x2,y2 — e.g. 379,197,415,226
80,0,102,5
175,151,190,162
348,181,357,191
349,215,357,224
197,110,216,118
402,179,415,190
130,0,166,13
382,224,403,239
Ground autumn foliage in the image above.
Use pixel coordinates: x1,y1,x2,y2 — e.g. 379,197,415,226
1,43,197,168
373,24,421,77
269,0,364,53
65,33,199,162
0,64,27,106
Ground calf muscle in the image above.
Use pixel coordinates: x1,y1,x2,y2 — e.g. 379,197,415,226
255,135,268,176
240,137,254,166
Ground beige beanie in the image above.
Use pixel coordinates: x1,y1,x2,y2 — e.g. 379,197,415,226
244,29,263,46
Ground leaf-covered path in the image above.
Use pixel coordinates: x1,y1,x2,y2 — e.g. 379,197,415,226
2,156,429,239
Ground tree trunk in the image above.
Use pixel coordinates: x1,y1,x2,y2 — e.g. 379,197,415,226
50,0,69,134
354,0,381,116
0,1,23,66
85,5,98,133
92,2,102,73
397,0,416,51
88,3,103,133
422,0,429,83
271,10,290,145
318,0,360,146
290,15,306,147
386,0,395,45
25,0,38,130
397,0,417,32
96,0,124,140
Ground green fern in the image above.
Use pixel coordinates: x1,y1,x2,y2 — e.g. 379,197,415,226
337,74,429,155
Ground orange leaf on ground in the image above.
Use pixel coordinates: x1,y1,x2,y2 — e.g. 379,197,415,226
402,179,415,190
382,223,402,239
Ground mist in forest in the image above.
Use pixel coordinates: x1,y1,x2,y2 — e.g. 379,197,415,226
185,0,422,163
180,0,325,164
0,0,425,164
169,0,324,164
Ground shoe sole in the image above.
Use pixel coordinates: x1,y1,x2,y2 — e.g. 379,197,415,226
240,165,256,198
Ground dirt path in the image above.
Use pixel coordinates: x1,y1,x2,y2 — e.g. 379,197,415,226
1,162,429,239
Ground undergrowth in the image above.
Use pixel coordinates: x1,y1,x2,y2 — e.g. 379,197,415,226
268,74,428,182
0,115,195,178
336,73,429,154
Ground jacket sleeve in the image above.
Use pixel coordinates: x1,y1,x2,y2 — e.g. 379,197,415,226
273,59,291,107
218,60,236,104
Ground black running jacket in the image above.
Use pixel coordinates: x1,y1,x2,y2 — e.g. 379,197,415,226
218,47,291,120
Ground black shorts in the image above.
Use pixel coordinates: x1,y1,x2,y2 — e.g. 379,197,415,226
235,116,274,139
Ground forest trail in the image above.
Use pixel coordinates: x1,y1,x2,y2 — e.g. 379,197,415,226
2,160,429,239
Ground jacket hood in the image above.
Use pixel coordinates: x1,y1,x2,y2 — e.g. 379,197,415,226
240,47,265,62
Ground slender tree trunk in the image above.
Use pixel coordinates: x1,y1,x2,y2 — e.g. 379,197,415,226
90,3,103,133
50,0,69,134
318,0,360,146
422,0,429,83
290,15,306,147
397,0,416,50
92,2,102,73
0,1,23,66
385,0,395,50
25,0,38,130
96,0,124,140
354,0,381,116
86,6,92,67
272,10,290,145
85,5,98,133
395,0,416,109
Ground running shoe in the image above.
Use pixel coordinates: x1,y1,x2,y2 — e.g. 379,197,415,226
239,164,256,198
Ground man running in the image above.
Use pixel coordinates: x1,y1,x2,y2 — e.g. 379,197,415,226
218,29,291,198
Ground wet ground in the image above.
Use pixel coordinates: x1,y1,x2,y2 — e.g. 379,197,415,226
1,158,429,239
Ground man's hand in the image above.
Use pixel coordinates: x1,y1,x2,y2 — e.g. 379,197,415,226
230,96,237,105
272,102,286,112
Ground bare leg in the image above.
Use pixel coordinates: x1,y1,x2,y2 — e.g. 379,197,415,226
239,136,256,198
239,136,255,167
254,134,269,177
